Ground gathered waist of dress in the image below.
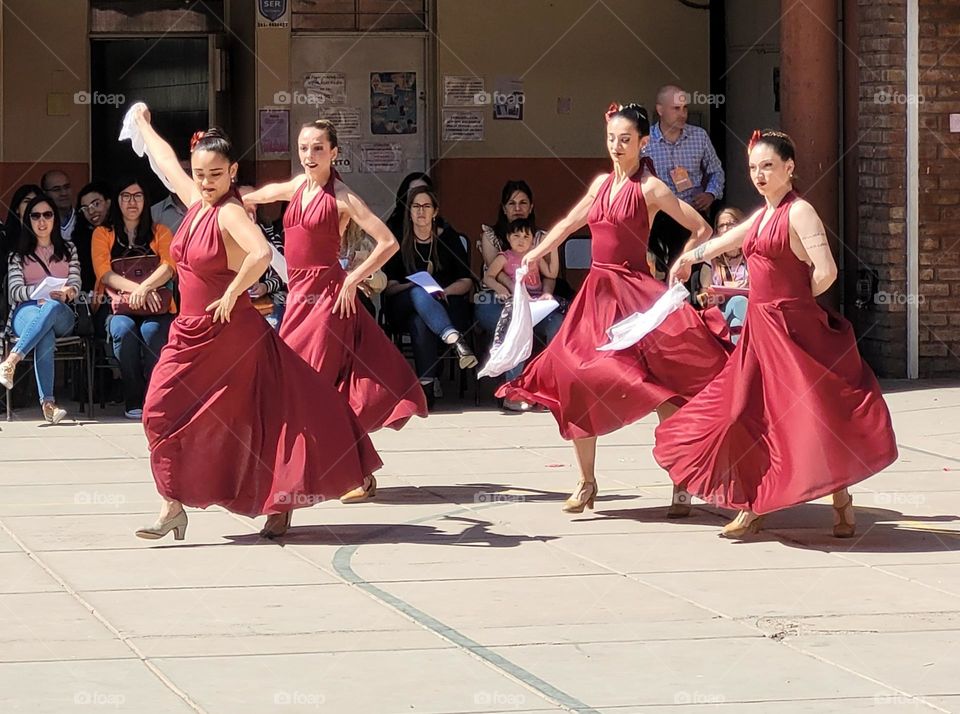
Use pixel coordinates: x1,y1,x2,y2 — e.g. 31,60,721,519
177,290,253,318
590,259,652,276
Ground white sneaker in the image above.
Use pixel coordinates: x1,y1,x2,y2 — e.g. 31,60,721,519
41,401,67,425
0,361,14,390
124,408,144,420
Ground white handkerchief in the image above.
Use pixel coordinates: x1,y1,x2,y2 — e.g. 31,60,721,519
119,102,176,193
597,282,689,351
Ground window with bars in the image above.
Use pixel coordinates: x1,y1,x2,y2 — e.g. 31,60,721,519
293,0,428,32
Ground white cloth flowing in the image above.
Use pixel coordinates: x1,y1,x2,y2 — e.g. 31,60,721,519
597,282,689,352
118,103,177,194
478,266,534,378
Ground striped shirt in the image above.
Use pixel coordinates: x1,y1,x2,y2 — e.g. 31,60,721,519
259,222,287,305
643,122,725,204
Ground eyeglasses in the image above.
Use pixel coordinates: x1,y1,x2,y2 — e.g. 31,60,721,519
30,211,55,221
120,192,145,203
80,198,105,214
410,203,434,211
717,222,738,233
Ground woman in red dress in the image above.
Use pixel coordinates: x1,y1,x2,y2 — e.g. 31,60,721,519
128,106,382,540
499,103,730,513
656,130,898,539
244,120,427,504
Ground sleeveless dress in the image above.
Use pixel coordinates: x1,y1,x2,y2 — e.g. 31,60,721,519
497,164,731,440
653,191,898,513
281,174,427,432
143,195,382,518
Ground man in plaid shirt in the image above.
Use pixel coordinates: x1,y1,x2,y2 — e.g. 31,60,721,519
644,84,725,275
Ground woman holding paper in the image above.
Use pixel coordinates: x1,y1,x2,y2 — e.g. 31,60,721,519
381,185,478,405
498,103,730,514
656,130,897,539
0,195,81,424
124,105,382,540
243,120,426,504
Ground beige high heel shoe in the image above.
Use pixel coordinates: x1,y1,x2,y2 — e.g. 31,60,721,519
666,485,692,519
136,509,188,540
719,510,764,539
562,481,598,514
832,493,856,538
340,475,377,504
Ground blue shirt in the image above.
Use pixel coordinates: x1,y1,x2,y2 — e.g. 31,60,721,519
644,122,725,204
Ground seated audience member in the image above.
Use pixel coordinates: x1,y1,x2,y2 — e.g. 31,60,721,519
0,195,81,424
92,179,176,419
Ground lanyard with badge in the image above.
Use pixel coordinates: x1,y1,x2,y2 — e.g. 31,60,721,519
667,133,694,193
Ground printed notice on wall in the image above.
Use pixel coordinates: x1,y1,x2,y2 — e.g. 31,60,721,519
333,142,354,174
318,107,362,140
443,75,485,107
371,72,417,135
442,110,484,142
259,108,289,154
360,143,402,173
304,72,346,105
493,76,524,121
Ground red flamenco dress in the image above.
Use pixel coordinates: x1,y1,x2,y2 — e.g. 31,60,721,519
143,196,382,518
497,162,731,440
654,191,898,514
280,173,427,432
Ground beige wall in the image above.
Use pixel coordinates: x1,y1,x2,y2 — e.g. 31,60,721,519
1,0,89,163
436,0,710,159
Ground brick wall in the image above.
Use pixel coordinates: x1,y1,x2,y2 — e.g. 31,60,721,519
855,0,908,377
916,0,960,375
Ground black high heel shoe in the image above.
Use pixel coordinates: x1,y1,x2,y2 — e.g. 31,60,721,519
454,339,478,369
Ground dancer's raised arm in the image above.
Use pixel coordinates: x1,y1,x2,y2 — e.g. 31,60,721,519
129,104,198,207
522,174,607,267
243,175,306,207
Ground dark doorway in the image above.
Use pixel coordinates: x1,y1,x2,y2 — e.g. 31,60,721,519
90,38,208,202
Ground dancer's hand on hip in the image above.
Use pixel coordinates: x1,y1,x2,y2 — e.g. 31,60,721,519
333,275,360,319
206,290,238,323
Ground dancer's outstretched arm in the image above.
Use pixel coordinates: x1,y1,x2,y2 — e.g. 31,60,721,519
333,181,399,319
243,175,306,206
789,199,837,297
130,105,199,208
669,208,761,284
522,174,607,268
646,177,713,253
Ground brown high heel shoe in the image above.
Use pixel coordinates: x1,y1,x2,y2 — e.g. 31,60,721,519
832,493,856,538
340,475,377,504
719,510,764,539
260,511,292,539
562,480,598,514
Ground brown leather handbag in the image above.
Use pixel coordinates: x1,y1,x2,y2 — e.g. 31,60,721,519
105,248,173,316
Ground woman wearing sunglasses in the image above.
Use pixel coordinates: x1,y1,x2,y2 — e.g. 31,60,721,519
0,194,81,424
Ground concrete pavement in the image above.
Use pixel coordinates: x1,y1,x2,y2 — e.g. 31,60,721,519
1,382,959,713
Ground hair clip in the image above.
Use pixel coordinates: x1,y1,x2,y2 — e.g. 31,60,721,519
189,130,207,152
604,102,622,122
747,129,763,152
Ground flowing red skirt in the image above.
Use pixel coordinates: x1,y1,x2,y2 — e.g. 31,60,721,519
497,263,731,440
281,265,427,432
143,305,382,518
653,298,898,514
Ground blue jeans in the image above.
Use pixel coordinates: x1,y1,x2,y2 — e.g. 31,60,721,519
723,295,748,344
265,302,286,331
504,308,565,381
106,313,173,410
11,300,77,403
384,286,471,379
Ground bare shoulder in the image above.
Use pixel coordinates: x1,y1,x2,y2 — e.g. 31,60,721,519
787,197,818,220
587,173,608,197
